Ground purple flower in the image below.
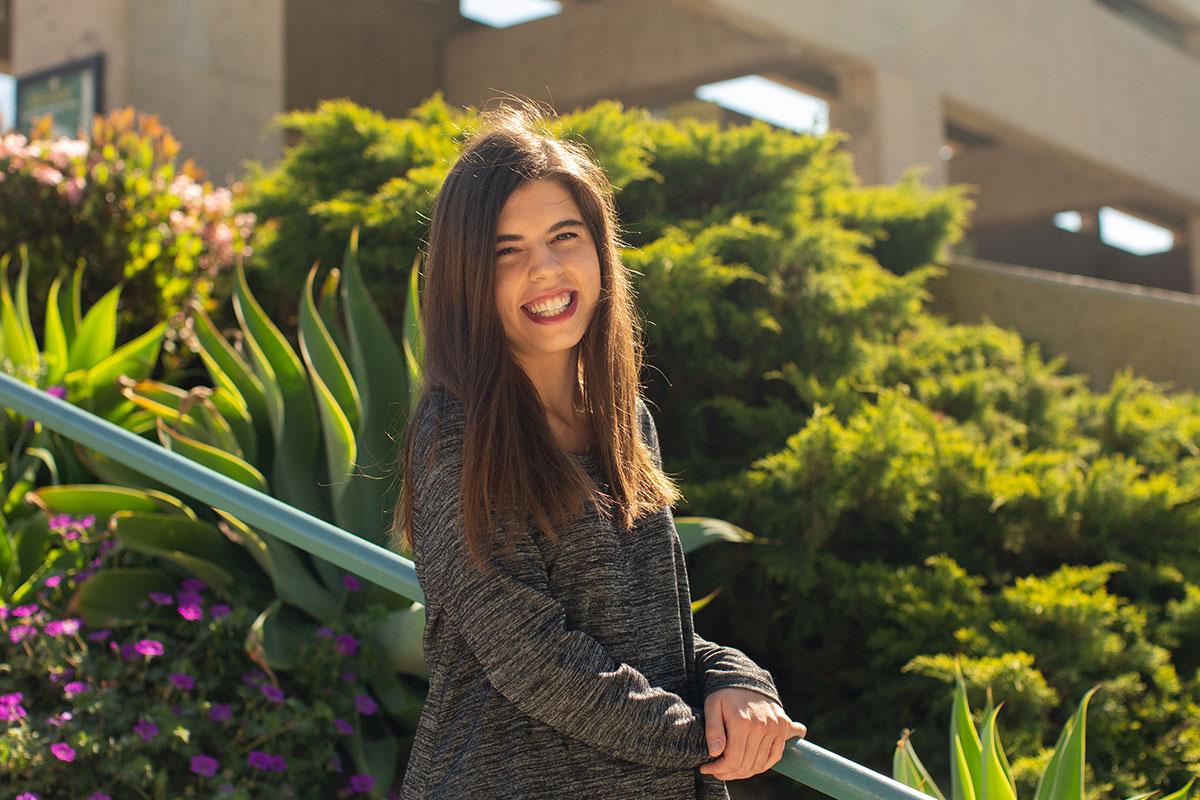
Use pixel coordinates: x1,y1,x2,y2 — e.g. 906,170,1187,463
210,603,231,619
177,590,203,607
259,684,285,703
133,719,158,742
0,604,7,619
241,670,265,686
64,681,89,698
16,793,40,800
178,604,203,621
333,718,353,735
88,793,112,800
134,639,164,657
148,591,174,605
9,624,37,643
335,635,359,656
181,578,207,592
270,754,287,772
350,773,375,793
340,671,356,684
50,666,75,684
46,385,67,399
342,574,361,592
87,629,113,643
50,742,76,762
209,703,233,722
169,673,195,691
354,693,378,716
190,754,220,777
316,626,334,639
44,574,62,588
247,750,274,770
118,642,138,661
12,603,39,617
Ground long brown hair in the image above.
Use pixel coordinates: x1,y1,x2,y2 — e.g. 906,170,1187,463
389,97,681,572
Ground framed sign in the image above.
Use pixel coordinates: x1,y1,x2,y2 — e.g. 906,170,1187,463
15,52,104,138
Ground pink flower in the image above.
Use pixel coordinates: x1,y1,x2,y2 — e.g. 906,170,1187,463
0,692,27,722
63,681,88,698
9,624,37,643
44,574,62,588
50,742,76,762
335,635,359,657
134,639,164,657
178,603,203,621
16,793,40,800
12,604,39,618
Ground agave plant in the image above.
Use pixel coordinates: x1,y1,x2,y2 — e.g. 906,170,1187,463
893,656,1196,800
1,243,171,603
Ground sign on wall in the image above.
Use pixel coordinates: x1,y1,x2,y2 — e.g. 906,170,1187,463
15,53,104,138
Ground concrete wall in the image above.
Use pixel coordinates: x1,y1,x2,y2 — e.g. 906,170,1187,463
12,0,285,185
929,255,1200,392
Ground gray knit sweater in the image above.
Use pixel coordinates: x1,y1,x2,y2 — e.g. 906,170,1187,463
398,388,781,799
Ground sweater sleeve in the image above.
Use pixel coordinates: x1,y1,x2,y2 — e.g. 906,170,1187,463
408,390,714,771
636,397,782,706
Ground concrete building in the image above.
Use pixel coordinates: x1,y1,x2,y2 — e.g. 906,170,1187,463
3,0,1199,389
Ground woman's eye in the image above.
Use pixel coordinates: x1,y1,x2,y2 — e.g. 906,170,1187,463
496,247,516,257
555,232,578,242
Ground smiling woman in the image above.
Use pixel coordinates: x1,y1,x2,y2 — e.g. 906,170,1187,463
390,97,805,800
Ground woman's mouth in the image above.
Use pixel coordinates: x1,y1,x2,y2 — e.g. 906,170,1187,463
522,291,578,324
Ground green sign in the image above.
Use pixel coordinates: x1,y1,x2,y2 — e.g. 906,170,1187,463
16,53,103,138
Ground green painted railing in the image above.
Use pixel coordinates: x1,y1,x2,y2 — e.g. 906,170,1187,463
0,371,931,800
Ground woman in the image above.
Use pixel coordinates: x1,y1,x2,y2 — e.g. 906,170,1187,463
393,99,807,799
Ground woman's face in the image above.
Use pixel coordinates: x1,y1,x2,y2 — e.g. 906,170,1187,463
493,178,602,374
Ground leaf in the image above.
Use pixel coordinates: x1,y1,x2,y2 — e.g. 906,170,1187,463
675,516,755,554
951,657,984,800
110,511,265,593
190,302,271,457
374,603,428,679
298,261,362,533
156,418,269,493
83,322,166,415
1157,777,1196,800
979,703,1016,800
893,729,946,800
403,248,425,419
71,567,177,627
1034,684,1101,800
233,259,326,518
67,283,121,372
213,509,338,622
30,484,197,520
42,275,70,385
245,599,312,671
0,251,37,370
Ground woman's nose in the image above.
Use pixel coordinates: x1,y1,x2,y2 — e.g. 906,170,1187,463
529,243,565,276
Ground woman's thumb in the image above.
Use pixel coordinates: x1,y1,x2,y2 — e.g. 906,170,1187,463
705,709,726,756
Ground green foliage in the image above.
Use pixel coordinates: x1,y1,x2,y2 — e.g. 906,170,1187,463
0,110,253,339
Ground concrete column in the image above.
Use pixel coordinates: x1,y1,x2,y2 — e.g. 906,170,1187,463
1188,214,1200,293
830,63,947,187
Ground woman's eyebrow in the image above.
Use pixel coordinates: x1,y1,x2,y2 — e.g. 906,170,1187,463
496,219,584,243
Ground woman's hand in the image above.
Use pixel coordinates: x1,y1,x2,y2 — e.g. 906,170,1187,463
698,687,807,781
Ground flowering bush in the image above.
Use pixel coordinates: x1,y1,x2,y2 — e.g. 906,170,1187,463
0,109,255,346
0,513,393,799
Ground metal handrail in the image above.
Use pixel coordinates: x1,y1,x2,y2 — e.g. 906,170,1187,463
0,370,929,800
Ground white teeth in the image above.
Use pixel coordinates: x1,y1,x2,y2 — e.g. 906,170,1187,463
526,292,571,315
